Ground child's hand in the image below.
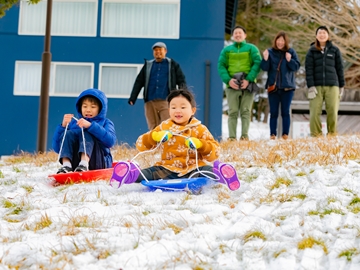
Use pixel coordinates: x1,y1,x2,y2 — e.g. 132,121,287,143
185,137,203,150
62,114,74,127
77,118,91,128
152,130,173,143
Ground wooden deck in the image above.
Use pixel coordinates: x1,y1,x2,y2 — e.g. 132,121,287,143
291,100,360,113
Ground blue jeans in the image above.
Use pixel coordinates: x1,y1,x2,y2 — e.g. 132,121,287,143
268,89,294,136
59,130,105,170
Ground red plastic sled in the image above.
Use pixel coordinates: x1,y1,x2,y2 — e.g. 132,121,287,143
48,162,116,185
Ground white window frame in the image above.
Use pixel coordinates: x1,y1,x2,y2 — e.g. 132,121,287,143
18,0,98,37
98,63,143,98
101,0,180,39
14,61,94,97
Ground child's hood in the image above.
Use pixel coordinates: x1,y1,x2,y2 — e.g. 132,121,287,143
75,88,108,124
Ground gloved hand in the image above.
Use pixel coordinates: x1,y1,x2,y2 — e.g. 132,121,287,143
185,137,203,150
152,130,173,143
307,86,318,100
339,87,344,99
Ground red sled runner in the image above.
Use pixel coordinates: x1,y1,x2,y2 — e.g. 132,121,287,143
48,162,117,185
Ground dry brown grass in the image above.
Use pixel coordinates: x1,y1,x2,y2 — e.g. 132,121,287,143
219,135,360,168
2,151,58,166
3,135,360,169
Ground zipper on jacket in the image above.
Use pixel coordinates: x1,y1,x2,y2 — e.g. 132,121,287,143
322,47,327,85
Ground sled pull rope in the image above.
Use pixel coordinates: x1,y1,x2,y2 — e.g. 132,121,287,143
57,117,88,170
130,140,164,182
176,134,220,181
128,132,177,182
72,117,88,170
57,123,69,163
129,132,220,182
130,131,170,164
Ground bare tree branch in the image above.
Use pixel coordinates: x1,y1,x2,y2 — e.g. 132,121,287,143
271,0,360,89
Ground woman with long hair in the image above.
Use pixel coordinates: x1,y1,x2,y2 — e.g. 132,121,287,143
261,31,300,139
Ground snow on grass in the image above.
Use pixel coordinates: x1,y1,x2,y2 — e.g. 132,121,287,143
0,133,360,269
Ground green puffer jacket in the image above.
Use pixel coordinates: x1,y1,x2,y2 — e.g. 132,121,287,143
218,40,262,86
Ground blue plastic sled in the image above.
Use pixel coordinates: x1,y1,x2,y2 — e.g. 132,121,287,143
141,177,211,193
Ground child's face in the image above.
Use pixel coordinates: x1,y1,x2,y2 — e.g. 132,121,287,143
169,96,196,125
81,99,100,118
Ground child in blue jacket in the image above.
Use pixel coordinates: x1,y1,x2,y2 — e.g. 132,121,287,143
52,88,116,173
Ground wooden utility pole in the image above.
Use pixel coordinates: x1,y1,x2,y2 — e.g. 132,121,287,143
37,0,53,153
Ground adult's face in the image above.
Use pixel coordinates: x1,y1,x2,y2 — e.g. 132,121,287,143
153,47,167,62
316,29,329,45
276,36,285,50
232,28,246,43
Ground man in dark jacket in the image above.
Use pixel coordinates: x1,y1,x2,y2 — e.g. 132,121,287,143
128,42,186,130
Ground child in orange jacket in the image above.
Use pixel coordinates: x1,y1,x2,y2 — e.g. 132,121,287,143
110,89,240,191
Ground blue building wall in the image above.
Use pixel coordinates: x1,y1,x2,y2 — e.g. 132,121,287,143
0,0,225,156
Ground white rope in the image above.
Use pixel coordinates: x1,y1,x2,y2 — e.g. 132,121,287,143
72,117,88,169
176,134,219,181
129,137,164,183
57,117,88,170
129,132,220,183
57,123,69,162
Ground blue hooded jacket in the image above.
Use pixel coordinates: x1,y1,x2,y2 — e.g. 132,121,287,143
52,88,117,168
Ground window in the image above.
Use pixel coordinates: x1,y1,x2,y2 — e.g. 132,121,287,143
18,0,98,36
101,0,180,38
99,64,143,98
14,61,94,96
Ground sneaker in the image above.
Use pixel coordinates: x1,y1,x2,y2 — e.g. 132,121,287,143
109,161,140,188
213,160,240,191
282,134,288,140
56,166,73,174
270,135,276,140
74,165,88,172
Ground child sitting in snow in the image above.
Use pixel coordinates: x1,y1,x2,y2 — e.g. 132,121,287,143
52,88,116,174
110,88,240,191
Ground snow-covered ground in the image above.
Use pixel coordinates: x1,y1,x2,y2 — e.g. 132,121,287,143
0,116,360,269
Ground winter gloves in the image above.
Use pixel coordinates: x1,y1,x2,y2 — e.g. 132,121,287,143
308,86,345,100
152,131,202,150
340,87,344,99
307,86,318,99
152,130,173,143
185,137,203,150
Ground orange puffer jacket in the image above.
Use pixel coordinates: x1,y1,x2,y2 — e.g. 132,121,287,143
136,117,220,176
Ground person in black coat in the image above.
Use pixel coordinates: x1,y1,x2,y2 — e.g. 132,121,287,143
128,42,186,130
261,31,300,139
305,26,345,137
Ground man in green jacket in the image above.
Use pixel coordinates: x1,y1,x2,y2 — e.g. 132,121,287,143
218,26,261,140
